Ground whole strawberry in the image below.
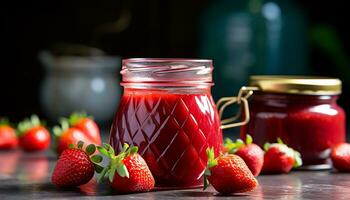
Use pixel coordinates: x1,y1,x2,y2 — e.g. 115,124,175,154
0,118,18,150
331,143,350,172
68,112,101,145
224,135,264,176
53,120,95,155
97,143,155,193
17,115,51,152
204,148,258,194
52,141,103,187
262,138,302,174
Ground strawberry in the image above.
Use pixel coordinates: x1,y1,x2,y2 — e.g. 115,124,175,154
0,118,18,149
97,143,155,193
331,143,350,172
53,120,96,155
52,141,104,187
17,115,51,152
224,135,264,176
68,112,101,145
262,138,302,174
204,148,258,194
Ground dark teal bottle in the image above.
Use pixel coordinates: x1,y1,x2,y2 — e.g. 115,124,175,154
198,0,308,100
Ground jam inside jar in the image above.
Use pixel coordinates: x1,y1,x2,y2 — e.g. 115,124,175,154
109,59,223,188
241,76,346,169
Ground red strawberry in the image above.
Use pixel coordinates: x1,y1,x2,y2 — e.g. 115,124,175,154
52,141,103,187
0,118,18,149
262,138,302,174
204,148,258,194
97,143,155,193
224,135,264,176
53,120,95,155
17,115,51,152
331,143,350,172
68,112,101,145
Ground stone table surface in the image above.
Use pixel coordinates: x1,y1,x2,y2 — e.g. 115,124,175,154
1,150,350,200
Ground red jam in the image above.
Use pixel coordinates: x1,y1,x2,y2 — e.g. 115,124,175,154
110,89,222,187
241,92,346,166
109,58,222,188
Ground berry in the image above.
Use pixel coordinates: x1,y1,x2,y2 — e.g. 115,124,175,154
0,118,18,149
224,135,264,176
204,148,258,194
262,138,302,174
97,143,155,193
17,115,50,152
52,141,103,187
331,143,350,172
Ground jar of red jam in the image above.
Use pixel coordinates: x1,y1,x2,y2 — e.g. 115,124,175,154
109,58,223,188
240,76,346,169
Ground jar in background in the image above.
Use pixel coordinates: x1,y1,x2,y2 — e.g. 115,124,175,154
39,50,121,125
109,58,223,188
241,76,346,169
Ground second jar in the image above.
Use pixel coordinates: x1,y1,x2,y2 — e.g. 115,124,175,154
241,76,346,169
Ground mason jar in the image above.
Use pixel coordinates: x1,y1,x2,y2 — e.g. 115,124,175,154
109,58,223,188
240,76,346,169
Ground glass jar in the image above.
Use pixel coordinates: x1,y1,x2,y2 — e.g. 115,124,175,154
240,76,346,169
109,58,223,188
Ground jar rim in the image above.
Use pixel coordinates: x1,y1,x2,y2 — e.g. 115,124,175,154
121,58,214,88
249,75,342,95
122,58,213,64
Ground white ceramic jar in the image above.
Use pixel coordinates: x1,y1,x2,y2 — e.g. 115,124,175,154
39,51,121,124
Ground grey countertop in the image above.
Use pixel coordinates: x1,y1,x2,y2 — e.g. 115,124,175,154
1,150,350,200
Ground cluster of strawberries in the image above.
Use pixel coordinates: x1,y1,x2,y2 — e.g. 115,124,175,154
4,114,350,195
0,113,101,154
203,135,302,194
50,135,304,194
50,135,350,194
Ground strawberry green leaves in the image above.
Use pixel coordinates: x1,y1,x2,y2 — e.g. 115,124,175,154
86,143,96,155
276,138,302,168
52,119,70,137
204,147,218,190
17,115,43,136
263,142,271,151
224,134,254,154
97,143,138,183
0,117,10,126
206,147,218,168
68,112,91,126
293,151,303,168
73,141,104,174
246,135,253,145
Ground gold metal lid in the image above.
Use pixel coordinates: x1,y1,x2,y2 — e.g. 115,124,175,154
249,75,342,95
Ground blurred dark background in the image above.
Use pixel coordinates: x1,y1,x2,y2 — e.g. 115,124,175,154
0,0,350,126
